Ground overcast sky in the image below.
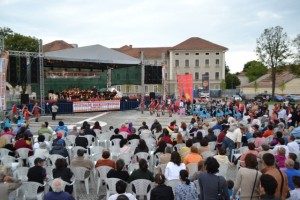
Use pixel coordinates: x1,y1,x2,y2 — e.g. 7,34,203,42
1,0,299,73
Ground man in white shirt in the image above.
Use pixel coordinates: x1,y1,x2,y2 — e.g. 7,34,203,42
278,107,287,120
287,135,300,154
222,123,243,161
108,180,137,200
273,138,289,157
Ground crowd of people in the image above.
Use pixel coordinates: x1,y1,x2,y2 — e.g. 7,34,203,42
1,96,300,199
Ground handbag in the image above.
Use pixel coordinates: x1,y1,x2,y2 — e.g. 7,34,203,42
250,170,258,200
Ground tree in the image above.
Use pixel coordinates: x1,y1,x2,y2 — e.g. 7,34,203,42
225,73,241,89
243,60,268,82
5,33,38,52
278,81,286,95
0,27,13,37
253,81,258,95
256,26,292,100
293,34,300,64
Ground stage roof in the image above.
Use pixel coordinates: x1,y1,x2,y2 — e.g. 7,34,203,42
44,44,140,65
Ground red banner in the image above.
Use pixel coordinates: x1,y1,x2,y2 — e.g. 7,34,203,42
177,74,193,102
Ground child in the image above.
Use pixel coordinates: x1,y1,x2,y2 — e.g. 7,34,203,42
227,179,234,198
275,147,286,169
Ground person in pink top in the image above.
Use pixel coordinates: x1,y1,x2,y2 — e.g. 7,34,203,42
240,143,259,167
1,127,15,137
119,124,129,133
254,132,266,149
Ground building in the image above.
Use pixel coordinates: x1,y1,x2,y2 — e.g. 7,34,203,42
116,37,228,97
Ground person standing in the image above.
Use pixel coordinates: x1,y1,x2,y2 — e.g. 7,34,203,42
31,103,43,122
51,103,59,120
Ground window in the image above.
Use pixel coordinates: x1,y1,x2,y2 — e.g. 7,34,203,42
195,72,199,80
175,60,179,67
116,85,121,91
195,53,199,55
185,53,189,55
135,85,138,92
185,59,189,67
145,85,148,93
175,53,179,55
215,72,220,80
154,85,158,92
195,59,199,67
205,59,209,65
205,53,209,55
216,59,220,65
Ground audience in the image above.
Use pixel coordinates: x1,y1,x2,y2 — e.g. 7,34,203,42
95,151,116,168
175,169,198,200
150,174,174,200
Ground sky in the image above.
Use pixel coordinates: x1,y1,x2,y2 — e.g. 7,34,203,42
1,0,300,73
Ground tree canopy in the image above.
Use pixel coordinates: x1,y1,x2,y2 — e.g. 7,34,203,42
256,26,291,99
293,34,300,64
225,72,240,89
243,60,268,82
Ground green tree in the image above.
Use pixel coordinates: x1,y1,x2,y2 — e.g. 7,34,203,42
293,34,300,64
225,73,241,89
278,81,286,95
256,26,292,100
243,60,268,82
253,81,258,95
0,27,13,37
5,33,38,52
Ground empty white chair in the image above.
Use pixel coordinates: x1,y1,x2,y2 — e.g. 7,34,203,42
95,166,113,194
14,167,29,181
72,166,90,195
65,135,77,146
16,148,32,166
0,148,12,157
130,179,153,200
166,179,181,196
186,163,198,177
28,156,37,168
118,153,133,166
90,146,104,156
111,138,122,148
21,181,45,200
135,152,150,162
49,154,68,166
127,163,139,174
97,132,111,148
84,135,95,147
201,151,215,161
208,141,217,152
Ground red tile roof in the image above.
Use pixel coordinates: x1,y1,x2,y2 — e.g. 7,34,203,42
115,45,169,59
43,40,74,52
171,37,228,51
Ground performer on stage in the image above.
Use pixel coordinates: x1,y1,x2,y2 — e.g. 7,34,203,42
161,100,166,116
22,105,31,124
168,100,173,117
140,99,145,114
179,100,185,117
149,98,155,116
51,103,59,120
155,100,160,117
31,103,43,122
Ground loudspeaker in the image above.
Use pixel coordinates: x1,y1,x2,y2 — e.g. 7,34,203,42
21,94,29,104
144,66,162,84
150,92,155,99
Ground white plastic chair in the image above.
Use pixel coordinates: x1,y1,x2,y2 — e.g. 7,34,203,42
72,166,90,194
1,135,14,144
201,151,215,161
14,167,29,181
42,134,51,141
16,148,32,166
71,146,87,159
1,155,17,168
66,135,77,146
49,154,68,166
90,146,104,156
130,179,153,200
119,132,128,139
21,181,45,200
186,163,198,177
118,153,133,166
135,152,150,162
208,141,217,152
158,163,167,175
0,148,13,157
127,163,139,174
174,143,186,151
166,179,181,196
144,138,157,151
95,166,113,194
97,132,111,148
106,178,122,199
111,138,122,148
84,135,95,147
213,129,221,136
28,156,37,168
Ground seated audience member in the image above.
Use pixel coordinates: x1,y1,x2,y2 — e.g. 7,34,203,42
107,180,137,200
159,128,173,145
33,134,51,151
150,174,174,200
68,126,79,136
83,123,96,138
134,139,149,155
275,147,286,169
153,140,167,155
175,169,198,200
283,159,300,190
165,151,186,181
37,123,52,138
290,176,300,200
288,153,300,170
178,139,193,162
50,139,69,159
52,158,73,194
258,144,274,159
1,127,15,137
0,170,22,200
259,174,278,200
107,159,129,182
184,146,202,165
14,133,33,156
52,132,66,147
206,128,217,142
75,130,88,149
198,137,211,154
110,128,123,141
70,149,94,178
214,147,231,165
159,146,172,165
34,142,50,160
127,159,154,183
95,151,116,168
55,121,68,137
287,135,300,154
239,142,259,167
262,125,274,138
273,138,289,157
119,139,131,154
0,137,14,156
44,178,75,200
27,158,47,192
270,131,283,147
190,160,205,181
254,132,265,149
92,121,102,132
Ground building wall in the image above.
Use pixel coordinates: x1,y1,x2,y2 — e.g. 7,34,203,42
167,50,225,96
